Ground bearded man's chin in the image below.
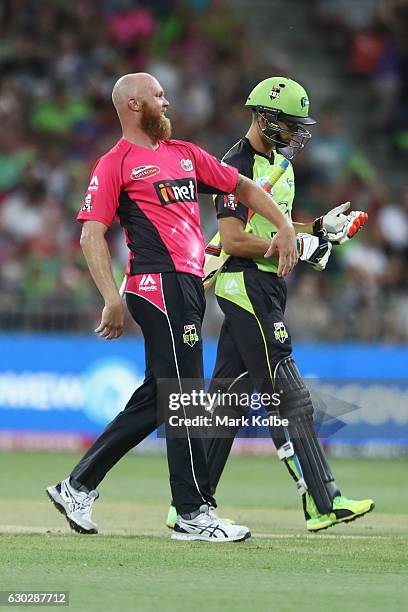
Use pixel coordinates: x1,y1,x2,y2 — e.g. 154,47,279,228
141,112,172,141
160,116,172,140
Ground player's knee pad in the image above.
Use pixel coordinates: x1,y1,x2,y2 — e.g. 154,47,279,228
274,356,340,514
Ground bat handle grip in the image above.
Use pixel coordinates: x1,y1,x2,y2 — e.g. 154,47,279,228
119,275,127,298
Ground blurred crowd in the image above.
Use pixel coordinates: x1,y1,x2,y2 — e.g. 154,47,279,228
284,0,408,343
317,0,408,151
0,0,406,342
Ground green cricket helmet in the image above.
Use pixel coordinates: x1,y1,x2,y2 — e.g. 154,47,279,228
245,77,316,157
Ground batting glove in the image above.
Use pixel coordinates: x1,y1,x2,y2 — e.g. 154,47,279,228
297,231,332,271
313,202,368,245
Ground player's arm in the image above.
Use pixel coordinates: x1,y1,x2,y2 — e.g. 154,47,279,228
233,174,297,276
219,216,278,258
293,221,314,234
78,153,124,338
219,218,331,272
80,220,124,340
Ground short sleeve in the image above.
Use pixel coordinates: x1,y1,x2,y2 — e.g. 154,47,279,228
188,143,238,195
214,193,249,226
77,153,122,227
211,143,254,225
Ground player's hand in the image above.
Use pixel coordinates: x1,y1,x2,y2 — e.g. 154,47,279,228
314,202,368,245
95,298,124,340
297,232,332,271
265,222,298,277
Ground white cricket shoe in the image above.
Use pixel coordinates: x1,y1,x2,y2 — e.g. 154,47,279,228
171,505,250,542
46,478,99,534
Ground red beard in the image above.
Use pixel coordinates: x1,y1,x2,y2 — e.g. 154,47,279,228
141,102,172,141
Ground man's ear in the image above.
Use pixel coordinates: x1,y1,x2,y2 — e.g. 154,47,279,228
129,98,141,112
257,112,267,129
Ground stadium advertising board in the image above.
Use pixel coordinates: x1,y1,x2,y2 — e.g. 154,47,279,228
0,336,406,455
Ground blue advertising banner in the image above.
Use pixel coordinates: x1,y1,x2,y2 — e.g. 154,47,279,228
0,335,407,454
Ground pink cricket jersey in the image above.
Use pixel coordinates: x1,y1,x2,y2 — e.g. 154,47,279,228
77,138,238,278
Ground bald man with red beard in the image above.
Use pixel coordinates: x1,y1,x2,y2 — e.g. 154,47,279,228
46,72,297,542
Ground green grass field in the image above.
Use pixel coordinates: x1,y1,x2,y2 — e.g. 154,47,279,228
0,452,407,611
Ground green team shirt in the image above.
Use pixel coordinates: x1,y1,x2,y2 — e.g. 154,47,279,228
213,137,295,275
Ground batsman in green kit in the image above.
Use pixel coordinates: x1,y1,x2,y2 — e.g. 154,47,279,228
167,77,373,532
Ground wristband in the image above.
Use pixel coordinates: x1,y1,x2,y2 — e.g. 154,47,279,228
312,216,323,236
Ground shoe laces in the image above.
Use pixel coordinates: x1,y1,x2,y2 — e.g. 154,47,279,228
192,505,221,526
76,490,98,513
332,495,349,508
63,481,98,513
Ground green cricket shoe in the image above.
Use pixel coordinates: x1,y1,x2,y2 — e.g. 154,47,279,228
306,495,375,532
305,493,334,532
306,512,335,532
166,505,236,529
331,495,375,525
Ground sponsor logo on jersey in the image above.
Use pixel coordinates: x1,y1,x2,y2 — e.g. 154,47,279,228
88,175,99,191
138,274,157,292
81,193,93,212
131,165,160,180
180,158,193,171
224,277,240,295
153,178,197,205
223,193,238,210
269,85,281,100
279,201,289,215
183,324,199,347
274,321,289,344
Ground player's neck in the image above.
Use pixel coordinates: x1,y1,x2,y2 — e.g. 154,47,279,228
246,125,274,158
121,127,160,150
